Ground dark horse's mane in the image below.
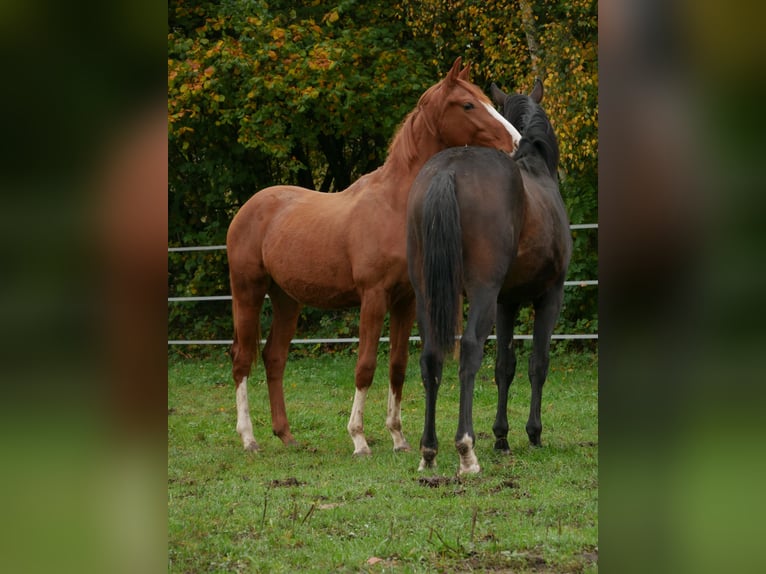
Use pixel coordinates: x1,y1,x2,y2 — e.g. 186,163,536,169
502,94,559,180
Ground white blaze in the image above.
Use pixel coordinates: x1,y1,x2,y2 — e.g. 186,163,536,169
483,102,522,152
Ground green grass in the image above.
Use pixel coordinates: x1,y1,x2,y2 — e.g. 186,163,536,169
169,345,597,573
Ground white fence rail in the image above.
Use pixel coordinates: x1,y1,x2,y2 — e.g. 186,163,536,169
168,224,598,345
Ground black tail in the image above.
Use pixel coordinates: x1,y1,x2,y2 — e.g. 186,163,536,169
421,170,463,354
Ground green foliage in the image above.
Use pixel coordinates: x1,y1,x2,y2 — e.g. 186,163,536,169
168,0,598,347
169,349,598,572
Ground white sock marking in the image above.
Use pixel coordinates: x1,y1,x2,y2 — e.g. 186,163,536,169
386,388,410,451
236,377,257,450
457,433,481,475
348,388,371,455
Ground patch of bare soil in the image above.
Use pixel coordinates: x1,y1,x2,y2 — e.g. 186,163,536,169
417,476,461,488
269,477,305,488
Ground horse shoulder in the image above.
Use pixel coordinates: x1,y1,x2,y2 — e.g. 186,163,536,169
346,198,408,289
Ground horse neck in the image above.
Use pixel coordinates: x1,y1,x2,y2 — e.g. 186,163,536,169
371,110,445,209
519,157,567,221
516,138,558,182
514,106,558,178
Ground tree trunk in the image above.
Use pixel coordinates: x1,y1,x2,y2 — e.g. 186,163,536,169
518,0,543,79
317,133,350,192
290,142,316,190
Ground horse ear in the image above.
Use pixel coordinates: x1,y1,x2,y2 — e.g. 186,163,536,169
530,78,544,103
446,57,463,84
489,83,507,107
458,62,471,81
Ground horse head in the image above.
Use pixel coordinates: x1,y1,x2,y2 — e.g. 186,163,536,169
417,58,521,154
490,79,559,177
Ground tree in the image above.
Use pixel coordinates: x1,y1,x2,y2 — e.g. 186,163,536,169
169,0,435,246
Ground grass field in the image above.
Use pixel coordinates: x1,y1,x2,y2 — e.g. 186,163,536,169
168,345,597,573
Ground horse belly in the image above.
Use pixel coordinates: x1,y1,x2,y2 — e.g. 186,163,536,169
263,235,359,309
278,273,360,308
502,245,566,301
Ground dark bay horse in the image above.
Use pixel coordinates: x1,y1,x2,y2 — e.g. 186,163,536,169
226,58,521,455
406,79,571,474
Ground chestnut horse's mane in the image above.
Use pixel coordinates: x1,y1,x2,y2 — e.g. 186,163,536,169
382,79,462,170
385,77,491,170
385,99,430,170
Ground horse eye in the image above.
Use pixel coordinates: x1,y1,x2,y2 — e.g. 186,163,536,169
463,102,474,111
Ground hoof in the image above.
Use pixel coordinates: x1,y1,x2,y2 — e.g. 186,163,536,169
418,447,438,470
353,446,372,457
494,438,511,453
244,440,260,452
456,436,480,475
275,431,297,447
394,441,412,453
526,426,542,446
458,462,481,475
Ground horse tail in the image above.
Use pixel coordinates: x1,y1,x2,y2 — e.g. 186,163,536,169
421,170,463,354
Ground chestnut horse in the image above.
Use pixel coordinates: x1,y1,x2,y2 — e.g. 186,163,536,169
407,79,571,473
226,58,520,455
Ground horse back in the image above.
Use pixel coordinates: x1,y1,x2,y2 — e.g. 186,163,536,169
227,185,362,306
228,182,410,308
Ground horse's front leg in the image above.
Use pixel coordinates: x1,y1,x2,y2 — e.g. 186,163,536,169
262,286,301,446
527,284,564,446
347,291,387,455
386,296,416,452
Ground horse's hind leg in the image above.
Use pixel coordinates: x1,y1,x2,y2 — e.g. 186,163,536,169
386,297,415,452
416,296,444,470
262,285,301,446
492,302,520,453
456,289,498,474
230,281,267,452
527,285,564,446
